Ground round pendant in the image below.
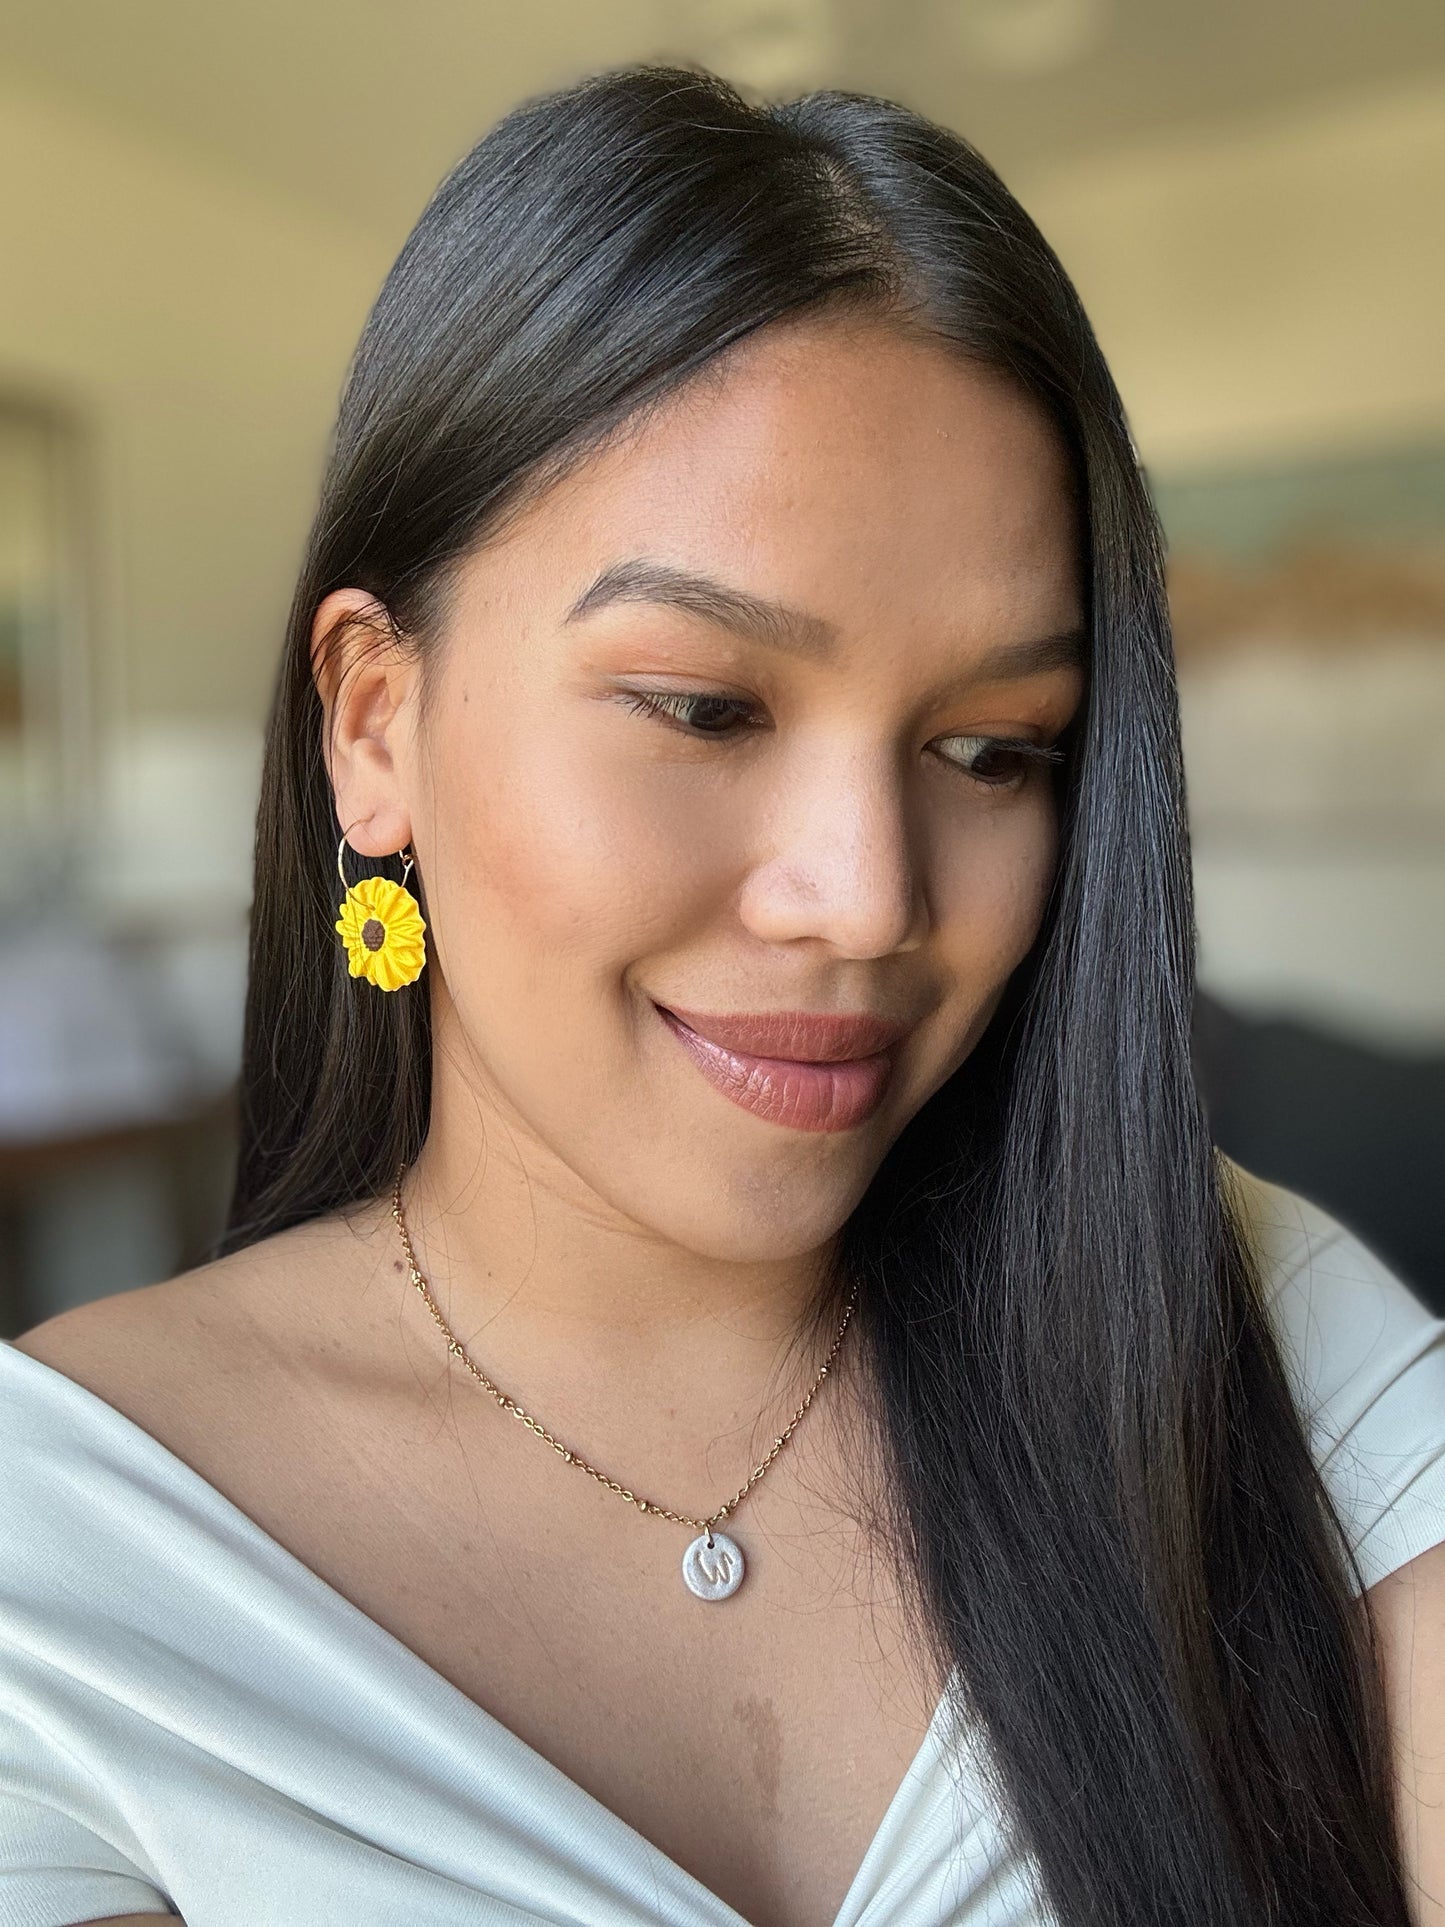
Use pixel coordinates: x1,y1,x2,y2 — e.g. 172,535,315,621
682,1529,745,1601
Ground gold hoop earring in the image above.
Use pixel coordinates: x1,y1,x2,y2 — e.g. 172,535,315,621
333,831,427,990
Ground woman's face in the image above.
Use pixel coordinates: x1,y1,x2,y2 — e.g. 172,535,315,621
322,312,1085,1265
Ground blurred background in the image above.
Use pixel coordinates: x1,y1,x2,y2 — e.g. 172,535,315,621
1,0,1441,1335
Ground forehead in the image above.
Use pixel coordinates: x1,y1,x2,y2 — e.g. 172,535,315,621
474,313,1081,633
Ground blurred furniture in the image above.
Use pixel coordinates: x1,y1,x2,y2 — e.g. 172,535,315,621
1193,989,1445,1316
0,1084,237,1338
0,912,242,1337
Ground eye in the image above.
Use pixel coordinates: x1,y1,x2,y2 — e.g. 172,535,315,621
936,735,1066,790
616,690,1066,792
616,689,756,737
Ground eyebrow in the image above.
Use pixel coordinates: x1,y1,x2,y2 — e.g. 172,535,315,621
562,557,1086,679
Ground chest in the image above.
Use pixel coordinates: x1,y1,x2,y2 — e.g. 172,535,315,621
148,1340,947,1927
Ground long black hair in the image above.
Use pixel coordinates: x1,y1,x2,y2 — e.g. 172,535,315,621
219,62,1409,1924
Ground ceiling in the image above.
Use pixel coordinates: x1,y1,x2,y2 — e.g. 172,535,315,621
3,0,1444,247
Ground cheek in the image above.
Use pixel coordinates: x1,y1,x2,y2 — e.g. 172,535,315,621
933,789,1061,977
423,706,708,980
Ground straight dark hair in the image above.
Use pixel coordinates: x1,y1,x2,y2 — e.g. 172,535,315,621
219,62,1409,1924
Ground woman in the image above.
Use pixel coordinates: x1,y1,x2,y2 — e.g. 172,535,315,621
3,61,1443,1927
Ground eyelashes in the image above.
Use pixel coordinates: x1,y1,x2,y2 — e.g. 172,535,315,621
614,689,1067,792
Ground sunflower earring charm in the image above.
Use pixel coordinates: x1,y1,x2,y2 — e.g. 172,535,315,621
333,833,427,990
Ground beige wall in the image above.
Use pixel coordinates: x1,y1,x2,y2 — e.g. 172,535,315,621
0,72,383,730
1021,74,1445,468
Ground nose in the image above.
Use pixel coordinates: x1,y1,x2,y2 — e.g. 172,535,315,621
737,741,929,959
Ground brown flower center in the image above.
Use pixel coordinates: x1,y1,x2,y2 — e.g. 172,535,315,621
361,917,387,952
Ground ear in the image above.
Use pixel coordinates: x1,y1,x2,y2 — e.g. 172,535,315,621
311,587,419,861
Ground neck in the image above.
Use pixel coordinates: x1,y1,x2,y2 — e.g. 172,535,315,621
357,1115,857,1502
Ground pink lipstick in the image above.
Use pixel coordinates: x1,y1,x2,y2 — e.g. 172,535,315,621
653,1004,906,1133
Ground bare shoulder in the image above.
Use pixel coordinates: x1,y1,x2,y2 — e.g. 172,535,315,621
12,1220,313,1391
1365,1540,1445,1926
10,1196,398,1454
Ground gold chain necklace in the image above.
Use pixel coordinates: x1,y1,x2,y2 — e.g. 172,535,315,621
389,1159,858,1601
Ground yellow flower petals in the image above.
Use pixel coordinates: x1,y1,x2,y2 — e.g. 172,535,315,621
334,875,427,990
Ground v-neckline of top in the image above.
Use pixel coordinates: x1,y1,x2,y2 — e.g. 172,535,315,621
1,1336,968,1926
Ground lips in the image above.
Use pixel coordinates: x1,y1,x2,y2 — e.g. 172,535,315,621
652,1002,907,1133
654,1005,910,1063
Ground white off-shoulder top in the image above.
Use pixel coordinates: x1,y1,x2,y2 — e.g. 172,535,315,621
2,1160,1444,1926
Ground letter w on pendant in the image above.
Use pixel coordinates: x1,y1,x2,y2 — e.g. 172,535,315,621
700,1543,737,1585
